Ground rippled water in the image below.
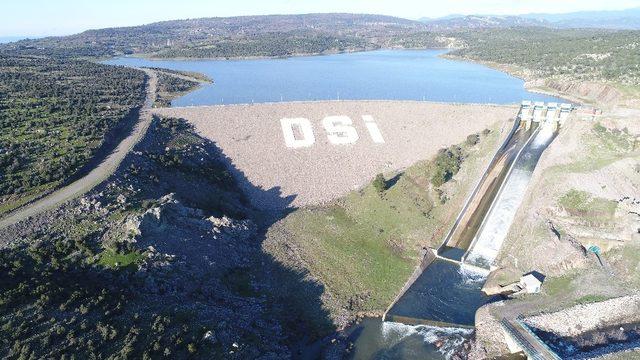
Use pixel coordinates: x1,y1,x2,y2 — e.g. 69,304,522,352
103,50,564,106
348,318,473,360
386,259,495,327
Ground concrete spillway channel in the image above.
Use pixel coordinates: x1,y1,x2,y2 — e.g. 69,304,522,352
438,116,537,261
383,107,559,328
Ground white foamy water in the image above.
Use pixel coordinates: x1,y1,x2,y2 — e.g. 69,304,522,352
381,321,473,358
459,263,491,285
464,123,556,268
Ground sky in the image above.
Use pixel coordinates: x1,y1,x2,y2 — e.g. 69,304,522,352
2,0,640,37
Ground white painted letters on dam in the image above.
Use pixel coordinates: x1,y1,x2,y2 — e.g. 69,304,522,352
323,115,359,145
280,117,316,148
281,115,384,148
362,115,385,143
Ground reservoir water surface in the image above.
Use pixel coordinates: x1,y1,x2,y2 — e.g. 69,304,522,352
104,50,563,106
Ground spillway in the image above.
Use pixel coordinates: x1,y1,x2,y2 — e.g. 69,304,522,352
463,122,557,268
384,111,559,328
438,117,535,261
352,102,568,359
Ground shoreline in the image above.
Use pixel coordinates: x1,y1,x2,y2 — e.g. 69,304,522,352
162,98,520,110
442,53,583,106
125,46,450,62
109,48,577,110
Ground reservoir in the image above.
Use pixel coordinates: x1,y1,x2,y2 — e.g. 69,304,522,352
104,50,563,106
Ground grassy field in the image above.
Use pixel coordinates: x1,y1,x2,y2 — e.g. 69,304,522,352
264,122,503,317
98,249,145,270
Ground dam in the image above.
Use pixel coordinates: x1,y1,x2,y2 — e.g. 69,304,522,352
383,101,570,328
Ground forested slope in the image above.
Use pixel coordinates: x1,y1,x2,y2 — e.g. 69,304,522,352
0,56,146,214
0,14,445,58
451,28,640,85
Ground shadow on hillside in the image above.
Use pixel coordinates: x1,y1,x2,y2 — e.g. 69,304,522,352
123,116,334,355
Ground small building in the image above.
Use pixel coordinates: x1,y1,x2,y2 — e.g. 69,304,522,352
520,273,544,294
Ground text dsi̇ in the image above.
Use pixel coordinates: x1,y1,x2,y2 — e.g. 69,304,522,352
280,115,384,148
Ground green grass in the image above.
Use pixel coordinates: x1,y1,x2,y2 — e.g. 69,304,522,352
558,189,617,218
544,273,578,297
607,243,640,287
550,123,638,174
613,83,640,99
98,249,144,270
573,294,611,305
267,125,502,313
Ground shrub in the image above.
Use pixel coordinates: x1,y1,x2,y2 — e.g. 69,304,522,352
372,173,386,194
465,134,480,146
430,147,464,187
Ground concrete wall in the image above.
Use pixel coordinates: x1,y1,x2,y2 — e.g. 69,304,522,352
382,247,437,321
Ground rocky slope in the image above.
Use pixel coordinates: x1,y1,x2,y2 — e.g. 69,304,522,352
472,102,640,358
0,116,330,358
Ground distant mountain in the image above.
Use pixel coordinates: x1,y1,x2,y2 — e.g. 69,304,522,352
522,7,640,29
421,7,640,30
420,15,549,30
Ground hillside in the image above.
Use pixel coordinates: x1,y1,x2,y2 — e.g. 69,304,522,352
0,56,146,215
0,116,308,358
450,28,640,85
421,8,640,30
421,15,550,30
0,13,444,58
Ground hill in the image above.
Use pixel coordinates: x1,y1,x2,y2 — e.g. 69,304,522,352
0,56,146,215
420,15,550,30
450,28,640,85
421,7,640,30
522,7,640,29
0,13,445,58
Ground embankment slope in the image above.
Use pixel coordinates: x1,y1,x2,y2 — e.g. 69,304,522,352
155,101,517,210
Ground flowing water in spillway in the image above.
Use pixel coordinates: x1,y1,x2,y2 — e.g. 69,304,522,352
464,123,557,269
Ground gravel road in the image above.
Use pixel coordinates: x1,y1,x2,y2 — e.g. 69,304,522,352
0,68,158,229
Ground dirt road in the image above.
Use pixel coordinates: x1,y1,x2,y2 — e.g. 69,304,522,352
0,68,157,230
